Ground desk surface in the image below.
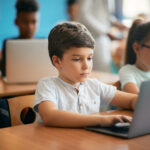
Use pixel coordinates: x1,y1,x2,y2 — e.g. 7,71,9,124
0,110,150,150
0,71,119,98
0,78,36,98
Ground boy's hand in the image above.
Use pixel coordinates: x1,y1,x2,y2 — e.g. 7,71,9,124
99,115,132,127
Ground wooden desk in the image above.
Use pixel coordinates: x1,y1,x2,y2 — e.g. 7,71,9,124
0,78,37,98
0,71,119,98
89,71,119,84
0,110,150,150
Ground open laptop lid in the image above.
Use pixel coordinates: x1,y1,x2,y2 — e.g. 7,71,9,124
85,80,150,139
128,80,150,138
5,39,58,84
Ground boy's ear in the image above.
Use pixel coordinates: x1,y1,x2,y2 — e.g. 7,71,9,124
52,56,62,69
132,42,140,54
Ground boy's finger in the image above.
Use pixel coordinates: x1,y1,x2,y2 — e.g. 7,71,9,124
122,116,132,122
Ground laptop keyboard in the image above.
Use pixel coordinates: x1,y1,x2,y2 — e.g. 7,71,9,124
115,122,130,128
87,123,130,134
102,125,129,133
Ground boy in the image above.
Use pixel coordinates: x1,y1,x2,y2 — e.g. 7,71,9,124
1,0,39,77
0,0,39,128
34,22,137,127
67,0,78,21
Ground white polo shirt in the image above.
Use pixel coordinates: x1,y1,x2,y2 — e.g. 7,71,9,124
34,77,116,122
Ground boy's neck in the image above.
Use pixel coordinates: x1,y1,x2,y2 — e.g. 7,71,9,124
19,35,34,39
58,76,81,88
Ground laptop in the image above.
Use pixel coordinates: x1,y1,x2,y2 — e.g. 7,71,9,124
85,80,150,139
5,39,58,84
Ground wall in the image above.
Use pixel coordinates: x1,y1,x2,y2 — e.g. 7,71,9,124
0,0,68,49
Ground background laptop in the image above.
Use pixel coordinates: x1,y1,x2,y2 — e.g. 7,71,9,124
85,80,150,139
5,39,58,84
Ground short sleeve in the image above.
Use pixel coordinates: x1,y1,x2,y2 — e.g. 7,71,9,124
34,78,57,112
119,66,137,90
91,79,116,105
99,82,116,105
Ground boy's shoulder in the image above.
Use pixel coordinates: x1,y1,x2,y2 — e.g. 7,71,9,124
39,76,58,81
85,78,116,93
38,76,59,86
2,37,19,46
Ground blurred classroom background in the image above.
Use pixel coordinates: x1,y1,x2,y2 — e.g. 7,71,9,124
0,0,68,49
1,0,150,50
0,0,150,74
0,0,150,129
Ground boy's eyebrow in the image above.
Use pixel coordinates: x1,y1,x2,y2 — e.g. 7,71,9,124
72,54,94,56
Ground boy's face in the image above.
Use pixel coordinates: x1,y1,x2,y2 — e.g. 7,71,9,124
53,47,93,87
15,12,39,38
68,4,78,21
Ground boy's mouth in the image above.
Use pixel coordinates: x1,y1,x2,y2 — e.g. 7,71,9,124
80,73,89,77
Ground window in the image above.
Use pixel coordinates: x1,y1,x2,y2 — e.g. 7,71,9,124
123,0,150,26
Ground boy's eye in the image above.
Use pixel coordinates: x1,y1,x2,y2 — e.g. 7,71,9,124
72,58,80,61
88,57,93,61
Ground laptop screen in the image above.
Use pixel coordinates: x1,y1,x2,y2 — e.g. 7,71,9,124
5,39,58,84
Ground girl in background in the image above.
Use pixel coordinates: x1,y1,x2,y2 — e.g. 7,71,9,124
119,19,150,94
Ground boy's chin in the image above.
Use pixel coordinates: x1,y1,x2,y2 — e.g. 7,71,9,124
79,78,88,82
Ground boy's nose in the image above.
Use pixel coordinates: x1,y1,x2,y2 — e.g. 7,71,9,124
82,60,89,70
27,23,34,30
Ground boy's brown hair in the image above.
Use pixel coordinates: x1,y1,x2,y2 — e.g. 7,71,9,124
48,21,95,63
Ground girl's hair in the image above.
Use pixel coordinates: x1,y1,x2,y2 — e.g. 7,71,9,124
125,19,150,65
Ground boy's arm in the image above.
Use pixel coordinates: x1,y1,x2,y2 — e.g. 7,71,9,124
123,82,139,94
38,100,132,127
110,90,138,110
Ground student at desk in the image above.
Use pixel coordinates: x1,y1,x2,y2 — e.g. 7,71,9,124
67,0,78,21
1,0,39,77
119,19,150,94
34,22,137,128
0,0,39,128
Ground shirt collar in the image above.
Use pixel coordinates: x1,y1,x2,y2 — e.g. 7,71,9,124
57,77,87,90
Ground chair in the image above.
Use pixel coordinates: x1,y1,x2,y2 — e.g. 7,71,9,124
8,94,36,126
113,80,121,90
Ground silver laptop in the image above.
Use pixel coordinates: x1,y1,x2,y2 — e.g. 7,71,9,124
85,80,150,139
5,39,58,84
